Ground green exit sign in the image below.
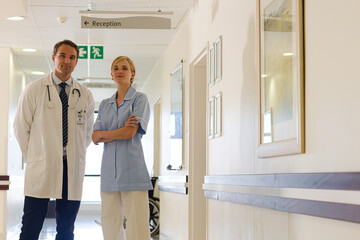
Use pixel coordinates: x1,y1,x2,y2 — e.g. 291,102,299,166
90,46,103,59
78,46,88,59
77,45,104,59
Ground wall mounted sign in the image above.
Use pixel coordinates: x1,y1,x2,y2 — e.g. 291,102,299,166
81,16,171,29
78,45,104,59
78,46,88,59
90,46,103,59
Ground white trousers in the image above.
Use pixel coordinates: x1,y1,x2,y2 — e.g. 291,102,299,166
101,191,151,240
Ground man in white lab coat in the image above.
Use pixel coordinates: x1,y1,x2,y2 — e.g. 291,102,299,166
13,39,95,240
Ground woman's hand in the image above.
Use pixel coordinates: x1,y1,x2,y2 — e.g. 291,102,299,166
91,116,139,144
125,115,139,127
92,130,102,145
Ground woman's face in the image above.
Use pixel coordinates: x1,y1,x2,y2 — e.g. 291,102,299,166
111,59,135,85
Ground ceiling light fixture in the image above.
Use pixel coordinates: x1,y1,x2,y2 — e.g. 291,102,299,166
6,16,24,21
57,16,68,24
79,10,173,15
32,71,45,75
283,52,294,56
22,48,37,52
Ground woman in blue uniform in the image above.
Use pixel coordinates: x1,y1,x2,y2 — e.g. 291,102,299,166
92,56,152,240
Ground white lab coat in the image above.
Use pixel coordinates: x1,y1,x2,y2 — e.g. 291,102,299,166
13,74,95,200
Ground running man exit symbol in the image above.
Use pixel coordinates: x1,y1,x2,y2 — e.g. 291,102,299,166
90,46,104,59
77,45,103,59
78,46,88,59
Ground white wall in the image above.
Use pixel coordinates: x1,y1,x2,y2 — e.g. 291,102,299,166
0,47,11,240
7,50,27,239
0,48,27,240
256,0,360,174
141,0,360,239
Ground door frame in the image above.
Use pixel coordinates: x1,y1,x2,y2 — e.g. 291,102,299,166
188,46,208,240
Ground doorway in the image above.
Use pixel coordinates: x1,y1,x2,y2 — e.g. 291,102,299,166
153,98,161,178
188,48,207,240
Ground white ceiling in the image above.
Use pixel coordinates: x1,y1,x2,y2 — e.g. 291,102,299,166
0,0,194,103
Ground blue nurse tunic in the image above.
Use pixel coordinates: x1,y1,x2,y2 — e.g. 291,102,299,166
93,86,153,192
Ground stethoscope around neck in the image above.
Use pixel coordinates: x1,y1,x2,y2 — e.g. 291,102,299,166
47,85,81,108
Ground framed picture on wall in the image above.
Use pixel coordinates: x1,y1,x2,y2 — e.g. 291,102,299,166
208,96,215,138
169,60,184,170
208,43,215,87
215,36,222,83
257,0,305,157
214,92,222,137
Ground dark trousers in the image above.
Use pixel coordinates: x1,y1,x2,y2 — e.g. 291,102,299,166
19,157,80,240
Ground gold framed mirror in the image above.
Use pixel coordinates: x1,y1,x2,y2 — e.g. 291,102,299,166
257,0,305,157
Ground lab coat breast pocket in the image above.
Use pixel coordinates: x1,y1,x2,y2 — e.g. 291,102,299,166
75,100,87,128
76,110,86,127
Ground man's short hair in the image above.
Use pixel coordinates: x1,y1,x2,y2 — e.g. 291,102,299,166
53,40,79,59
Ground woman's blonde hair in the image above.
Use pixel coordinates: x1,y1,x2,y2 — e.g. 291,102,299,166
111,56,136,84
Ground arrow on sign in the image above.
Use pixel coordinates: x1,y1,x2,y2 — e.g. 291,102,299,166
84,20,89,26
79,48,87,58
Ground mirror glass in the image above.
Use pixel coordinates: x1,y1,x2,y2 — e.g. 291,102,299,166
169,61,183,169
260,0,298,144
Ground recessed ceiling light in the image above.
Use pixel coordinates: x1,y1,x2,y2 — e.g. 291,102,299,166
283,52,294,56
22,48,37,52
32,71,45,75
6,16,24,21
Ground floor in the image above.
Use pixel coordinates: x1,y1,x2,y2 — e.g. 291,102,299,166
39,216,103,240
13,216,159,240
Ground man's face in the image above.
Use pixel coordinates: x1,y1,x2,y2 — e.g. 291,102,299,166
52,44,78,80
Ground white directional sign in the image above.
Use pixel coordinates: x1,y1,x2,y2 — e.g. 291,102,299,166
81,16,171,29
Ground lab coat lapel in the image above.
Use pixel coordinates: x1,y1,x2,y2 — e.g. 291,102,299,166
43,74,61,108
68,79,81,109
